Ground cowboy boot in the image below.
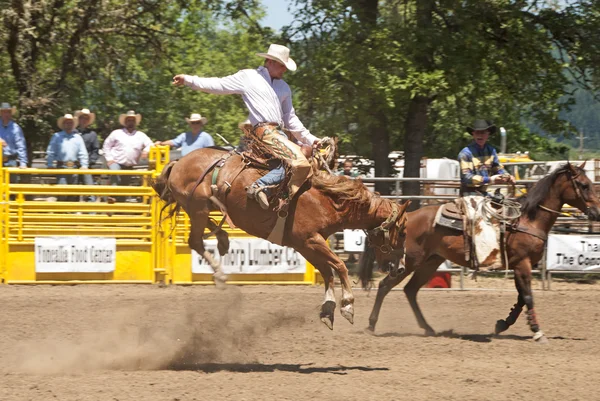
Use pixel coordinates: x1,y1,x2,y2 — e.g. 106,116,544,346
246,183,269,210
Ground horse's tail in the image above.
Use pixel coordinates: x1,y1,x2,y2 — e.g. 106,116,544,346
151,161,181,221
357,240,376,290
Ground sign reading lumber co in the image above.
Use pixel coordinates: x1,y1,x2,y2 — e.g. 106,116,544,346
546,234,600,271
35,237,116,273
192,238,305,274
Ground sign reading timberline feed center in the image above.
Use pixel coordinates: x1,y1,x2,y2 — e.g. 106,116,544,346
192,238,305,274
35,237,116,273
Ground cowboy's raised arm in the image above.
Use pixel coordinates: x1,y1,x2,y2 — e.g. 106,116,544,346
173,70,247,95
279,83,318,146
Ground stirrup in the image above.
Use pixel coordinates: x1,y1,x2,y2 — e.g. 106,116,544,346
246,184,270,210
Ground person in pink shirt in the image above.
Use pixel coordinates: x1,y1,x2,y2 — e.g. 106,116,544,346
102,110,153,192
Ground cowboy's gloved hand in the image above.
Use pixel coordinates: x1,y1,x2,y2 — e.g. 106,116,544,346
490,174,504,184
0,138,6,147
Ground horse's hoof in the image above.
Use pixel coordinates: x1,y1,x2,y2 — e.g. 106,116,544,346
320,316,334,330
340,303,354,324
320,300,336,330
424,329,436,337
213,272,228,289
533,331,549,345
495,319,510,335
364,326,375,335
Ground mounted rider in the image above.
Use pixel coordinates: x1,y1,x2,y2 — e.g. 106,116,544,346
456,119,518,271
458,119,516,196
172,44,322,210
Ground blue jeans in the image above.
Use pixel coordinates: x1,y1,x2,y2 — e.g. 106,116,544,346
3,159,19,183
57,167,79,201
80,173,96,202
254,131,287,188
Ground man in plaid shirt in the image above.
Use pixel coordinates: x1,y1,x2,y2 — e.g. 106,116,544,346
458,119,515,196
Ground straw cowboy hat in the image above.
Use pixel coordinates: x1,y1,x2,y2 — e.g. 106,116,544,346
119,110,142,126
74,108,96,125
185,113,208,125
256,44,297,71
466,119,497,135
0,102,17,115
57,114,78,130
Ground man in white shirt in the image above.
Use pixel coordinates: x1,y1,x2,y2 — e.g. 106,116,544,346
102,110,153,190
172,44,321,210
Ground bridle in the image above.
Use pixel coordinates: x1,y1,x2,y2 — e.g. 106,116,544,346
538,169,591,217
365,202,407,256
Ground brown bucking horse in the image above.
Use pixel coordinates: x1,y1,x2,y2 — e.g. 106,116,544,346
359,162,600,342
152,146,408,329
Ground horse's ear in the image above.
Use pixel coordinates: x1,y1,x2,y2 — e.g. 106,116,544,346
397,200,411,214
580,160,587,170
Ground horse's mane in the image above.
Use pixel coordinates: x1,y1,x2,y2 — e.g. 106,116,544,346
517,163,584,220
311,173,379,218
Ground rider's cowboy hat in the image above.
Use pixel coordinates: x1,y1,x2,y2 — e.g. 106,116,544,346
256,44,297,71
466,119,497,135
119,110,142,126
0,102,17,115
74,108,96,125
57,114,78,130
185,113,208,125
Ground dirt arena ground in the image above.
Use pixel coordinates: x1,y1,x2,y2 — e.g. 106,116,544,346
1,278,599,401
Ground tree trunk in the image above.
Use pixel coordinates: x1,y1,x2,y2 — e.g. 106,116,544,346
402,95,432,209
370,108,390,194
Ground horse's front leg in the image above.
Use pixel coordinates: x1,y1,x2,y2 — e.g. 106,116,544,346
514,263,548,343
495,276,525,334
298,235,355,327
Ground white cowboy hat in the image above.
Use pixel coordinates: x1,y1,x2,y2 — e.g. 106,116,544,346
75,108,96,125
119,110,142,126
238,119,251,130
0,102,17,115
256,44,297,71
185,113,208,125
57,113,78,130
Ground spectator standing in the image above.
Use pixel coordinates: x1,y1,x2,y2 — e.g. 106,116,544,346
75,108,99,202
102,110,152,201
0,102,28,183
47,114,89,201
155,113,214,156
338,159,360,178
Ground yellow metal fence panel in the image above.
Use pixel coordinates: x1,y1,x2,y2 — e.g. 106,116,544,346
0,146,316,285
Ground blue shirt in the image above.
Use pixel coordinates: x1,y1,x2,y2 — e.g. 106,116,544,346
171,131,215,156
0,120,28,165
46,131,89,168
458,142,506,188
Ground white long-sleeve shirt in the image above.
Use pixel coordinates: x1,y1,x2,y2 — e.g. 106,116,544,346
102,128,153,166
183,66,318,146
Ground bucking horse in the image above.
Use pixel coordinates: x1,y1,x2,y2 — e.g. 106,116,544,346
152,140,409,329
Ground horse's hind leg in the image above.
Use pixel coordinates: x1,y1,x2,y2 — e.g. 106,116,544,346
367,269,411,332
404,256,444,336
188,206,227,287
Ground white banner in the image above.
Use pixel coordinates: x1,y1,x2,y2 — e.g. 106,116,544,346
35,237,116,273
192,238,306,274
546,234,600,271
343,229,366,252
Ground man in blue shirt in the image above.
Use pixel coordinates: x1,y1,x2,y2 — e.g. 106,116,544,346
0,103,28,179
155,113,214,156
458,119,515,196
47,114,89,201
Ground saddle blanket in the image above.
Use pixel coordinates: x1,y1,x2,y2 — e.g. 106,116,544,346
434,196,503,270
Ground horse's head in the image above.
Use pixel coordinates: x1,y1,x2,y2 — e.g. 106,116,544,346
366,201,411,266
561,162,600,221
